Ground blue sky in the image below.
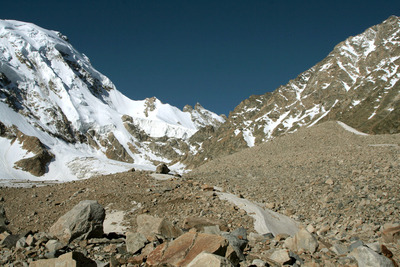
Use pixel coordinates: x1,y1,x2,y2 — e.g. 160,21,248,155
2,1,399,115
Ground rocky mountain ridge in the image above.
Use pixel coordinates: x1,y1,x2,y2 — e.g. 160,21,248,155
0,19,224,181
182,15,400,168
1,16,400,180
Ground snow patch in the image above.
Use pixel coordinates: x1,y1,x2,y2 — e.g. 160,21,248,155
217,192,299,236
337,121,368,136
242,129,255,147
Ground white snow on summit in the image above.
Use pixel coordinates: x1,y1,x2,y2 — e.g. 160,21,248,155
0,19,225,182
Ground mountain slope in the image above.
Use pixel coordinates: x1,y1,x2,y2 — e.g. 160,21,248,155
183,16,400,167
0,19,224,181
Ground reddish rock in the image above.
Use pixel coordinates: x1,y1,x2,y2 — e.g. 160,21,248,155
146,232,229,266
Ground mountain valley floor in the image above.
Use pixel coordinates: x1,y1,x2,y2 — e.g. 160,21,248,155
0,121,399,265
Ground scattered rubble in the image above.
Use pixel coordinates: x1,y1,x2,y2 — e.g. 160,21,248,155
0,121,398,266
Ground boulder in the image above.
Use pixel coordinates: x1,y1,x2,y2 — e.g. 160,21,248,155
187,252,233,267
350,246,394,267
126,232,147,254
49,200,105,244
284,228,319,253
146,232,229,266
45,239,64,252
15,236,27,249
25,234,36,246
29,251,96,267
269,249,291,265
156,163,170,174
136,214,182,240
221,227,248,261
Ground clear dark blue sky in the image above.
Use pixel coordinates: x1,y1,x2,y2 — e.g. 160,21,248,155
2,1,399,115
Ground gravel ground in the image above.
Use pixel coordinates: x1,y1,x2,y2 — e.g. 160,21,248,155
0,121,398,265
0,171,254,236
186,121,400,262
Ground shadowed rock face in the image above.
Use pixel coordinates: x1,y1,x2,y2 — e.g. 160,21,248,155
182,16,400,168
14,150,54,176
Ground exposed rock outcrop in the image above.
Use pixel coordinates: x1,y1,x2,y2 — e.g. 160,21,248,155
2,127,55,177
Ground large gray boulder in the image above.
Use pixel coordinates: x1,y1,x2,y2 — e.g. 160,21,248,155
49,200,105,244
126,232,148,254
350,246,394,267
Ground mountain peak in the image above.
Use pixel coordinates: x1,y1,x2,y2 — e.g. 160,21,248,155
181,16,400,167
0,19,225,181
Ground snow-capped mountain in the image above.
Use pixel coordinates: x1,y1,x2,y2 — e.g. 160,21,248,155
183,16,400,167
0,19,225,181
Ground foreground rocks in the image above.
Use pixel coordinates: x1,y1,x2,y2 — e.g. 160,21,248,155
0,124,399,267
188,122,400,265
0,191,397,266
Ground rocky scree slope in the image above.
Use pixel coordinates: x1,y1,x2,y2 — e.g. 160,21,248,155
182,16,400,168
0,121,398,266
187,121,400,262
0,19,225,180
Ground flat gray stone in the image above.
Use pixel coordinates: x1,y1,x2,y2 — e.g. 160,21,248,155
187,252,233,267
126,232,147,254
284,228,318,253
45,239,64,252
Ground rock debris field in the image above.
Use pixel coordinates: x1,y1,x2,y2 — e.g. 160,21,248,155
0,121,398,266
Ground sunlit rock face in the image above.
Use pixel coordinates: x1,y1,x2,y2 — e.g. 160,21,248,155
183,16,400,167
